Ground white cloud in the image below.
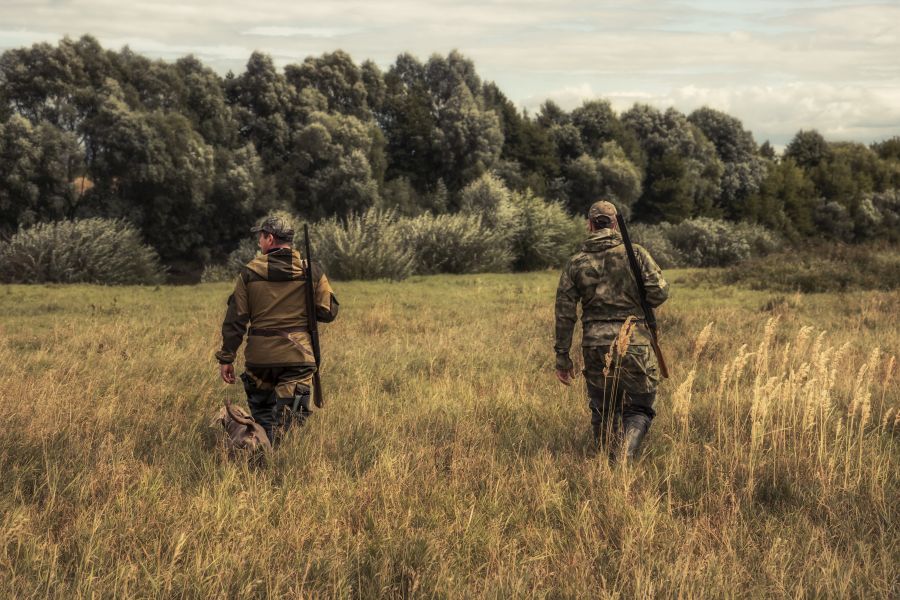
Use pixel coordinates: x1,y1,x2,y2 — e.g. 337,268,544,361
0,1,898,145
523,81,900,146
242,26,362,38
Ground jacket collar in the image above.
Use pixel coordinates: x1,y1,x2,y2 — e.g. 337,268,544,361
581,228,623,252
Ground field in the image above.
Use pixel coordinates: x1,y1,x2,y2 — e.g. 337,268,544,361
1,271,898,598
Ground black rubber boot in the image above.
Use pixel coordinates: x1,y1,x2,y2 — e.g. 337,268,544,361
621,414,651,462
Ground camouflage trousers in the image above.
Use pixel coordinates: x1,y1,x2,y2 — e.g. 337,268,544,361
240,367,313,446
582,345,659,441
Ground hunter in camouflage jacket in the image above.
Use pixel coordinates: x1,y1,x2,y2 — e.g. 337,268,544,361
554,200,669,460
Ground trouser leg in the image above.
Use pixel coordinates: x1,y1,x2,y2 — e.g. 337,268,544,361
271,384,311,447
241,371,277,444
587,381,621,450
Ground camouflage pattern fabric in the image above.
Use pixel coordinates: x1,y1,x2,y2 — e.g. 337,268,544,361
582,345,661,397
554,228,668,372
250,215,295,241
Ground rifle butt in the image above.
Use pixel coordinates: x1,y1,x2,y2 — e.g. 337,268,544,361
652,339,670,379
312,372,324,408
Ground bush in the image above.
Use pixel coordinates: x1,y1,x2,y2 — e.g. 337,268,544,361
665,217,782,268
510,191,583,270
629,223,685,269
723,243,900,292
733,221,783,257
314,209,416,280
0,218,166,284
398,212,513,274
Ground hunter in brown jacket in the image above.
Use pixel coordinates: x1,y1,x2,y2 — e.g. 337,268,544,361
216,216,339,446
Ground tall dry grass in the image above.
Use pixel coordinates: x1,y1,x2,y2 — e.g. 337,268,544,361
0,273,897,597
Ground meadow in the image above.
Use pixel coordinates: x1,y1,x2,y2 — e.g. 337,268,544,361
0,270,897,598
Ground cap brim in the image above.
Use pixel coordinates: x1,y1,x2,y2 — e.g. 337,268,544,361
249,226,263,233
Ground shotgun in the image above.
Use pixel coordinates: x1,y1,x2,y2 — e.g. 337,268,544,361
301,224,324,408
615,214,670,379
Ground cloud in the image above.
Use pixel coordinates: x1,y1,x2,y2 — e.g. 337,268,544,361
523,81,900,146
0,1,898,145
242,26,362,38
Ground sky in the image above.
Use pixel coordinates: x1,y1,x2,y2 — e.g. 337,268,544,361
1,0,899,147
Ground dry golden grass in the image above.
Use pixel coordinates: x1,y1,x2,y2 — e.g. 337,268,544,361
0,271,897,598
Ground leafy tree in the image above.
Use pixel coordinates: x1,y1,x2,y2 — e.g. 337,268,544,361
482,82,558,190
688,107,766,218
285,51,371,120
570,100,640,162
361,60,386,116
784,129,831,171
745,158,817,238
381,54,441,193
0,115,83,232
435,81,502,194
381,52,502,198
284,111,380,219
622,104,723,222
871,136,900,161
536,100,569,128
225,52,302,171
172,55,236,147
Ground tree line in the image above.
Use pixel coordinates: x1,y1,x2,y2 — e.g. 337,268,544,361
1,35,898,267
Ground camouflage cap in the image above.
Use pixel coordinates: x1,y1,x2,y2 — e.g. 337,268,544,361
251,216,294,241
588,200,618,221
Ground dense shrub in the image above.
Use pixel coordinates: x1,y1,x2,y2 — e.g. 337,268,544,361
398,212,513,274
0,218,165,284
314,209,416,280
629,223,685,269
664,217,782,267
458,173,516,229
869,190,900,241
509,191,583,270
723,243,900,292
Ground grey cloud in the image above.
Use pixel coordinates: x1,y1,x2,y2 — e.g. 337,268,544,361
0,0,898,145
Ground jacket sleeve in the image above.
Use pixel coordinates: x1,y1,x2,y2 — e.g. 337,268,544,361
215,273,250,364
554,261,579,370
312,262,339,323
636,245,669,308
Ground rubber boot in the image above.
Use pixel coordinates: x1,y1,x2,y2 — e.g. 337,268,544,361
621,414,651,463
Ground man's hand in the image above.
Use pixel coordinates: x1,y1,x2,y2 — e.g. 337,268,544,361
219,363,236,384
556,367,576,386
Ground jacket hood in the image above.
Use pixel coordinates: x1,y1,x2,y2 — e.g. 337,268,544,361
245,247,300,279
581,229,623,253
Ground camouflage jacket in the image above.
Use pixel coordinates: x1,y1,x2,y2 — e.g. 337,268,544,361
554,229,668,370
216,247,339,368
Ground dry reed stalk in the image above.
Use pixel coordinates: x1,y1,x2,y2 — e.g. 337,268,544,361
754,316,780,380
810,331,827,362
880,354,895,409
615,316,637,358
602,348,613,378
793,325,814,358
692,322,714,362
881,408,894,434
672,369,696,432
778,342,792,375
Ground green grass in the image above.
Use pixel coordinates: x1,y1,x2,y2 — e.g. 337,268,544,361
0,270,897,598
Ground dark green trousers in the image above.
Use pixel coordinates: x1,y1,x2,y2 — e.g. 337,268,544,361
240,367,312,446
